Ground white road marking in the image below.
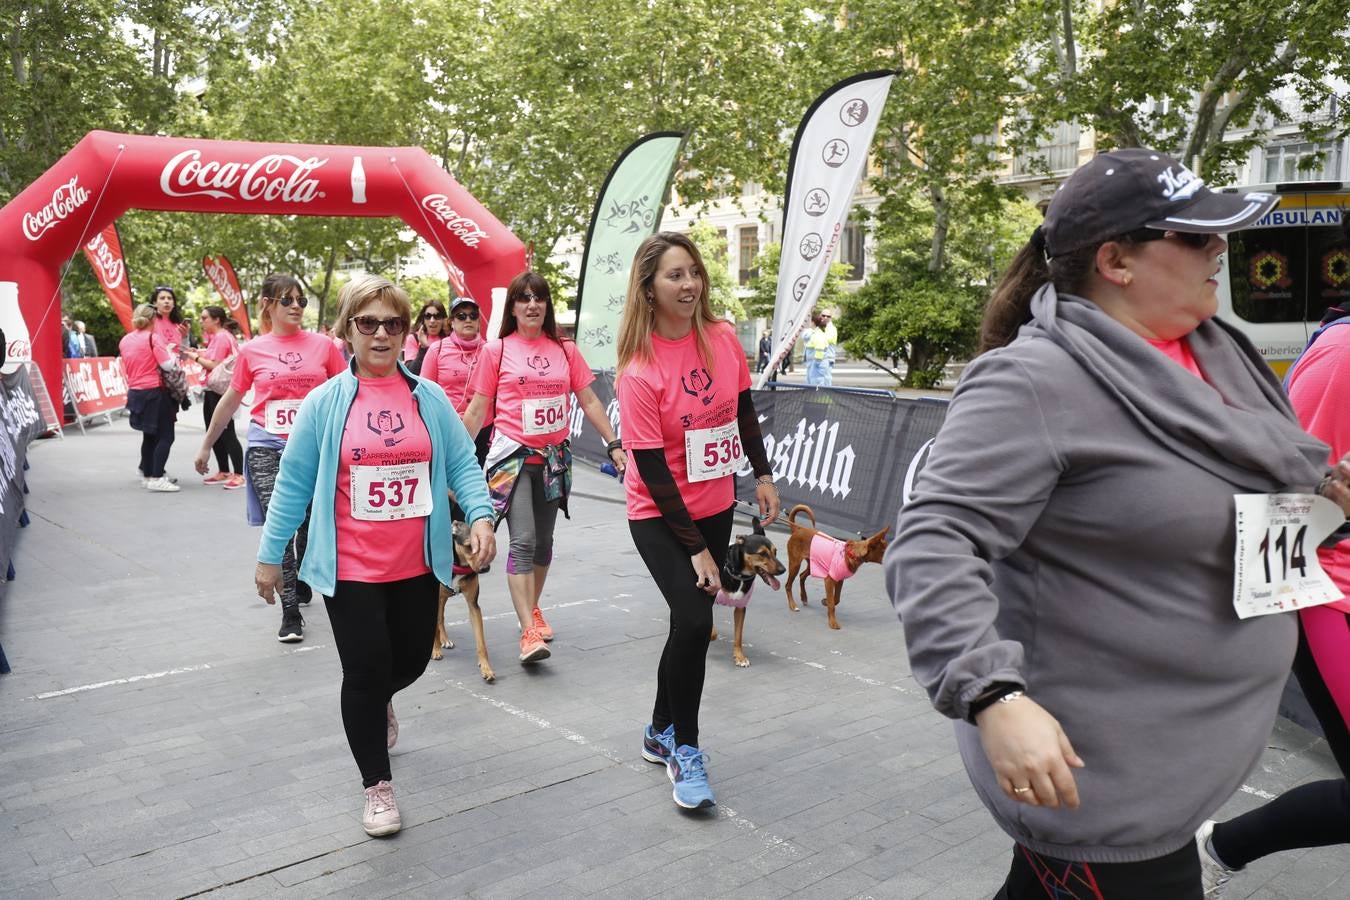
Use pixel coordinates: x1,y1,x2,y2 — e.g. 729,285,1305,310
27,663,214,700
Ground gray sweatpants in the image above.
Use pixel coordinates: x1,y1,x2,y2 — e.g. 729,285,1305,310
503,462,560,574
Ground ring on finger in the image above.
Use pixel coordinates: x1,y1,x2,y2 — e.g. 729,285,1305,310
1012,786,1031,794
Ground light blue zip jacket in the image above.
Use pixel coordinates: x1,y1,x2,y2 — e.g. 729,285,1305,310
257,360,492,596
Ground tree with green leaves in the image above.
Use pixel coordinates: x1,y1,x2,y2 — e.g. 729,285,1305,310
1021,0,1350,179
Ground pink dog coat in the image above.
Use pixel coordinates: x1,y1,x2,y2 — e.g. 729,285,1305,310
714,580,755,609
809,532,855,582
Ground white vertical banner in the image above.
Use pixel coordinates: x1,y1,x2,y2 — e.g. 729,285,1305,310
758,70,896,387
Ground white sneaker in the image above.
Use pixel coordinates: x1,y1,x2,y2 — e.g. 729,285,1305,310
362,780,401,836
1195,819,1237,897
144,476,180,493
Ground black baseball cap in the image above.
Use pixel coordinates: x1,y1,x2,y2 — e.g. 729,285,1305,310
1040,148,1278,258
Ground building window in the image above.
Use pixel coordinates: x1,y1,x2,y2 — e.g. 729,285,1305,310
840,219,865,280
1262,141,1344,183
1014,121,1080,176
738,226,760,285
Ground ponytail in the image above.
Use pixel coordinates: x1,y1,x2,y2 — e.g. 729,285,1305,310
979,236,1101,355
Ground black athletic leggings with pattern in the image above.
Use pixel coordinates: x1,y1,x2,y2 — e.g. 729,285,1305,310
246,445,310,613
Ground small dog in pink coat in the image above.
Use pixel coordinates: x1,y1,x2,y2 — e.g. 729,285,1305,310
784,504,890,630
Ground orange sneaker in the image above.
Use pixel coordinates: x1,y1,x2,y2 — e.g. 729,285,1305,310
519,627,550,663
531,606,554,642
202,471,229,485
223,474,246,490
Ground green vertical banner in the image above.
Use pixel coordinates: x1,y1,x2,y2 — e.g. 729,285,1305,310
574,132,685,370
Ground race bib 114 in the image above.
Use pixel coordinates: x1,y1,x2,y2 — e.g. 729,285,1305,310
1232,493,1345,619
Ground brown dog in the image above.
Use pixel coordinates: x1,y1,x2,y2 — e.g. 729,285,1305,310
784,504,890,630
709,517,787,667
432,520,495,682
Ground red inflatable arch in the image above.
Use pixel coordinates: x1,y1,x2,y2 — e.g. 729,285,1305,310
0,130,526,405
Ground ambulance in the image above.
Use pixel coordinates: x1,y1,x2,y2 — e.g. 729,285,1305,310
1216,182,1350,376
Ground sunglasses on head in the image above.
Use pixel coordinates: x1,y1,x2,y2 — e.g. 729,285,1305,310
348,315,407,336
268,295,308,308
1123,228,1211,250
423,310,447,320
453,310,480,321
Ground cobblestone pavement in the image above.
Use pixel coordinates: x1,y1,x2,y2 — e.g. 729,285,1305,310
2,420,1347,898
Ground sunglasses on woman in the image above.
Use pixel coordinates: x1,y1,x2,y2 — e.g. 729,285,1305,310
1124,229,1212,250
268,295,309,308
453,310,480,321
423,311,447,320
348,316,408,336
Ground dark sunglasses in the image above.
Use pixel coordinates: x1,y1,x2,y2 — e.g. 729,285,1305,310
268,295,309,308
348,315,407,336
423,311,447,320
453,310,480,321
1122,228,1211,250
514,292,545,304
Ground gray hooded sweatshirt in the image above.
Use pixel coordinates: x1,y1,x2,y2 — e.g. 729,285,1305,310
885,285,1330,863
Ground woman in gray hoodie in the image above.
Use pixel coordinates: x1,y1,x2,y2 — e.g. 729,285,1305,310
886,148,1350,898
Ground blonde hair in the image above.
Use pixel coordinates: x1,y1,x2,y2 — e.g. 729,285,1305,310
615,231,721,373
331,274,413,346
131,303,155,330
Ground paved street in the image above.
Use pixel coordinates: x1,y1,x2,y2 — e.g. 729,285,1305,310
2,416,1348,898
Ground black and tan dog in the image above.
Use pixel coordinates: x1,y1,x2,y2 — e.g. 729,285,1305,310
784,504,890,631
432,519,495,682
710,517,787,667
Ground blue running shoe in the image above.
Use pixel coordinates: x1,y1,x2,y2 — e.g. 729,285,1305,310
667,744,715,809
642,724,675,764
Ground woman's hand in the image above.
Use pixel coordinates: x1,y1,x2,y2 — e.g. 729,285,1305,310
690,548,720,595
193,446,211,475
416,330,430,349
755,481,779,526
1320,455,1350,515
255,563,283,604
470,518,496,570
608,446,626,476
976,695,1084,810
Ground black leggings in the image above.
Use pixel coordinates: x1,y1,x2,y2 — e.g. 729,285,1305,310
324,573,439,788
202,390,243,474
246,445,310,613
139,391,176,478
630,505,734,750
996,841,1201,899
1210,619,1350,868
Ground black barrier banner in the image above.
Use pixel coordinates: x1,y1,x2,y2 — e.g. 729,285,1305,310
569,373,947,537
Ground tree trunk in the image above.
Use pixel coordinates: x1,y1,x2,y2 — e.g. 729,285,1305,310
1183,49,1251,167
927,181,949,275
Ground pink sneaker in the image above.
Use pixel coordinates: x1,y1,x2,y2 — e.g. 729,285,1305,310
387,702,398,750
223,474,246,490
202,472,229,485
361,781,401,836
532,606,554,642
519,627,550,663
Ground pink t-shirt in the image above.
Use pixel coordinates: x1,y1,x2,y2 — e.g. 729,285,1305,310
809,533,854,582
420,335,488,417
230,330,347,435
1286,323,1350,612
201,330,236,368
618,323,751,521
403,333,443,362
470,334,593,448
335,374,433,583
1146,336,1204,379
118,331,174,390
153,316,185,353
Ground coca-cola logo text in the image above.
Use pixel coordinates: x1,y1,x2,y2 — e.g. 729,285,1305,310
203,256,245,311
84,234,125,288
7,339,31,362
160,150,328,203
22,177,90,241
422,195,489,247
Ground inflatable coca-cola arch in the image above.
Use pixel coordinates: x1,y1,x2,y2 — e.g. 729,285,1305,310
0,130,526,405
